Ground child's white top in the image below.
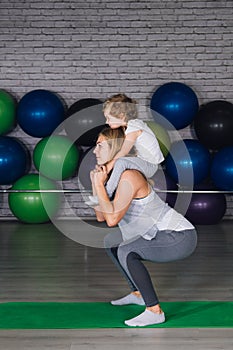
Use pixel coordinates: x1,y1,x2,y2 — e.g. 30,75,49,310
125,119,164,165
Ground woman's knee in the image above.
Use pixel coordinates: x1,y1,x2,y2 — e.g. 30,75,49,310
117,245,128,266
117,245,139,268
104,231,122,249
103,233,114,249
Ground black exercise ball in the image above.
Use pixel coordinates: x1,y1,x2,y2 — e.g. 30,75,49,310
193,100,233,150
65,98,106,146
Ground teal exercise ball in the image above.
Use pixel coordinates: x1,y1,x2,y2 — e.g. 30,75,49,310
33,135,79,180
8,174,61,223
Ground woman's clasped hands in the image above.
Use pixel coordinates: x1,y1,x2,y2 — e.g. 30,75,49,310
90,165,108,186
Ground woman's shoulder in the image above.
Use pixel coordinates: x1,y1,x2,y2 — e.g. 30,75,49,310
121,168,143,178
119,169,152,200
120,169,147,187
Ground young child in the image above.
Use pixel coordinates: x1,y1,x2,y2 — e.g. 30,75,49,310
86,93,164,206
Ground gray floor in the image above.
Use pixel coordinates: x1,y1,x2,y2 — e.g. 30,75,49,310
0,220,232,349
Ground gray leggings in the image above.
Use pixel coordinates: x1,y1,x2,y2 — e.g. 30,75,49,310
104,228,197,307
105,157,158,198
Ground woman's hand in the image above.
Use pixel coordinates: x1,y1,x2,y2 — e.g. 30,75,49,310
92,165,108,186
90,165,102,183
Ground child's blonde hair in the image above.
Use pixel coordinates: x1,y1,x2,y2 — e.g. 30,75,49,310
103,93,138,121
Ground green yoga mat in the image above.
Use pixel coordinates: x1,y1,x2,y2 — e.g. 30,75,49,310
0,301,232,329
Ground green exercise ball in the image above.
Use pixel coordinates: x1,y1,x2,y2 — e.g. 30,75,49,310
0,90,16,135
8,174,61,224
33,135,79,180
146,121,171,158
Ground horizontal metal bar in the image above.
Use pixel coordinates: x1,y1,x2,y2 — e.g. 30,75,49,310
0,189,91,193
0,189,233,194
154,189,233,194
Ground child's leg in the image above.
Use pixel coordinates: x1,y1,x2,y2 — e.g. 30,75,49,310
106,157,158,198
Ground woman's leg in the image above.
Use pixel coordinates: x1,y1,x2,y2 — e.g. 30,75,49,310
119,229,197,326
118,229,197,307
104,231,138,292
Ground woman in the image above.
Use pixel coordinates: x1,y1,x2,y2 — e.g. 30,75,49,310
90,127,197,327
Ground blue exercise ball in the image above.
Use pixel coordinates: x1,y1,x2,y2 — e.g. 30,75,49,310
150,82,199,129
0,136,30,185
17,89,65,137
165,139,211,187
210,146,233,191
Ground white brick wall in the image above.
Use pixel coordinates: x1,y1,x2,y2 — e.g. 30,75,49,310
0,0,232,219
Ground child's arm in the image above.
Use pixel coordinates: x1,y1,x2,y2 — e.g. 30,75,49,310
106,130,140,173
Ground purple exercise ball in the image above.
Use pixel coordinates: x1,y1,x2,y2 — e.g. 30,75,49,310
184,184,227,225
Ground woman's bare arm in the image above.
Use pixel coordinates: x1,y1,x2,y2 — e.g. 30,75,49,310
93,169,147,227
89,169,106,222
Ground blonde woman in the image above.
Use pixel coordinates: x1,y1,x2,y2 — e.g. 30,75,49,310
90,127,197,327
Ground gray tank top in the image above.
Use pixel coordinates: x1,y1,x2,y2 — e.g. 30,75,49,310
118,189,194,241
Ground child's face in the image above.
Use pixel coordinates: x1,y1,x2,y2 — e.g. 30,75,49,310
104,106,126,129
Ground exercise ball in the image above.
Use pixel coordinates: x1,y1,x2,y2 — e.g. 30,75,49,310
0,136,30,185
8,174,61,224
0,90,16,135
77,146,96,190
194,100,233,150
146,121,171,157
150,82,199,130
76,124,107,147
210,146,233,191
17,89,65,137
184,184,227,225
65,98,106,145
33,135,79,180
0,186,3,205
165,139,211,187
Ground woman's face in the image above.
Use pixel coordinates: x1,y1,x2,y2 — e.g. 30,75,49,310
93,135,111,165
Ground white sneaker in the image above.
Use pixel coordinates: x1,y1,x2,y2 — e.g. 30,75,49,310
125,309,165,327
111,293,145,306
